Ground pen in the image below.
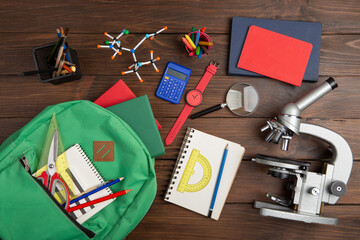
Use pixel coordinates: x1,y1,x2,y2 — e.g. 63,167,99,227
67,177,124,206
208,144,229,218
67,189,132,212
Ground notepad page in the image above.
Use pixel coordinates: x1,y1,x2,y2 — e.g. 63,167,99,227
165,128,245,220
64,144,114,224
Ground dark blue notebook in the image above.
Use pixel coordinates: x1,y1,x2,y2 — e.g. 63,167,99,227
228,17,322,82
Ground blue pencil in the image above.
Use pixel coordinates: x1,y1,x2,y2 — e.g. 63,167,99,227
68,177,124,205
195,30,200,47
208,144,229,218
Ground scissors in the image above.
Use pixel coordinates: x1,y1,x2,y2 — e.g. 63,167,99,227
38,130,70,210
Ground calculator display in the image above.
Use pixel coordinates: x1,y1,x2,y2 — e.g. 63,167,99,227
166,68,187,81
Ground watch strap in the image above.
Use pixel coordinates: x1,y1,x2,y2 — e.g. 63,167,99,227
165,104,194,145
195,60,219,93
165,60,220,146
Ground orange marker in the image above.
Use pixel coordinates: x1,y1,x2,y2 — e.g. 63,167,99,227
62,64,73,73
182,37,194,51
201,27,206,32
198,41,213,46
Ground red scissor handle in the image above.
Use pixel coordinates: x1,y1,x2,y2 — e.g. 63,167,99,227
49,172,71,210
37,171,49,188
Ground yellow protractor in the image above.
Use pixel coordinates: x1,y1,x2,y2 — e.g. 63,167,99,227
177,149,212,193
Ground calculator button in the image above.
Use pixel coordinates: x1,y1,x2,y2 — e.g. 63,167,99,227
164,76,169,80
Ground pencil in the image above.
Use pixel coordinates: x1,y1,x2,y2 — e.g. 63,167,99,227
47,37,63,64
69,177,124,205
67,189,132,212
72,180,112,199
208,144,229,218
55,53,66,77
53,28,69,77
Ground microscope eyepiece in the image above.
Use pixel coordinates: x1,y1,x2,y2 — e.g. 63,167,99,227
326,77,338,90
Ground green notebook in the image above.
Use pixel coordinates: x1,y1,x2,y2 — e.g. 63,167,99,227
106,95,165,158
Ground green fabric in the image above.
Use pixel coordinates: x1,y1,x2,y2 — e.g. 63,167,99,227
106,95,165,158
0,100,157,240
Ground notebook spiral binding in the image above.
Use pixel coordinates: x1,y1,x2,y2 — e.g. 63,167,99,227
74,144,112,195
164,128,194,201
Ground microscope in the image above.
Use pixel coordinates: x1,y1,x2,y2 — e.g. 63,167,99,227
253,78,353,225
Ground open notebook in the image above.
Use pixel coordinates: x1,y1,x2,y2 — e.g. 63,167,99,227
164,128,245,220
61,144,114,224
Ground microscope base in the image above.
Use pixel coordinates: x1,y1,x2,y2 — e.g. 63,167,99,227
254,201,338,225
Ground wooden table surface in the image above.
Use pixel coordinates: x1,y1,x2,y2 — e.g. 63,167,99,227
1,1,360,239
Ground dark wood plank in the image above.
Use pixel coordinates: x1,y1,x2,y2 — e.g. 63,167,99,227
1,34,360,76
127,203,360,240
1,0,360,34
0,76,359,119
0,117,358,159
154,160,360,204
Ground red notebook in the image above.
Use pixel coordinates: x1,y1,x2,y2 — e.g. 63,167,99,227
94,79,162,129
237,25,313,87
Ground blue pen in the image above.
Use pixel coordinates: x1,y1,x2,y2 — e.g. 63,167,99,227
208,144,228,218
195,30,200,47
65,177,124,206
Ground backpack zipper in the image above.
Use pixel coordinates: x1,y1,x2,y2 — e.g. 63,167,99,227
19,157,96,239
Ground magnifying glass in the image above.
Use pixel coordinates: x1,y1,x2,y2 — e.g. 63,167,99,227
190,83,259,119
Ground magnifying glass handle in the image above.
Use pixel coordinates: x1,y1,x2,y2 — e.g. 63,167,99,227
190,103,226,119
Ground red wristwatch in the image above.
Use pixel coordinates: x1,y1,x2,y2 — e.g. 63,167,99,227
165,60,219,145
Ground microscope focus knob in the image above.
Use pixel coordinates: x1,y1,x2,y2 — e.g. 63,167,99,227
310,187,320,196
330,181,347,197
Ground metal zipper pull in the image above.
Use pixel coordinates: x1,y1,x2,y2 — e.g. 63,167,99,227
19,156,31,173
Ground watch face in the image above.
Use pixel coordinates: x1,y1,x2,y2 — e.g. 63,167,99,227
186,89,203,107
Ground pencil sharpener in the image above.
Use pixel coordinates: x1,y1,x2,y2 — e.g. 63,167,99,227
32,42,82,84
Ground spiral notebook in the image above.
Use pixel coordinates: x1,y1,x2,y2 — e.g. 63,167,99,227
62,144,114,224
164,128,245,220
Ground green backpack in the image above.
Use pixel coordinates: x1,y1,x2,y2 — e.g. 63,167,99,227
0,100,157,240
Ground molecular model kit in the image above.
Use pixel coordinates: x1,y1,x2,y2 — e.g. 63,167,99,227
97,26,167,82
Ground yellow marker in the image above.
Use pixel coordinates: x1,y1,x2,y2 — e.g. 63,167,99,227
198,41,213,46
185,34,196,50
